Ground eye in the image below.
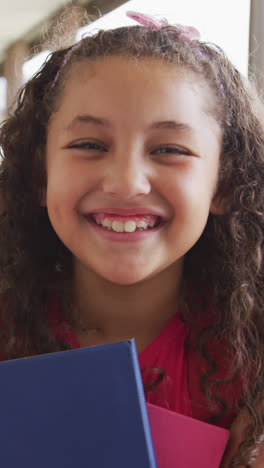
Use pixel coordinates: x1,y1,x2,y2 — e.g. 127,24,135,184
151,145,191,156
68,141,107,152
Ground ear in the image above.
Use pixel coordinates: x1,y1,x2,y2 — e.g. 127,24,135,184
210,194,229,215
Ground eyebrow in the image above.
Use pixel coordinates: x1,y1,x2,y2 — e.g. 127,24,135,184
64,114,193,133
65,115,111,131
151,120,192,132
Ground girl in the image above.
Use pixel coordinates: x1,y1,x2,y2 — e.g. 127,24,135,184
0,10,264,467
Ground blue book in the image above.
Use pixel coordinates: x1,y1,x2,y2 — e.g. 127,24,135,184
0,339,157,468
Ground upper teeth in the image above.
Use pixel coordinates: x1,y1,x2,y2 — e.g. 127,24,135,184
100,218,154,233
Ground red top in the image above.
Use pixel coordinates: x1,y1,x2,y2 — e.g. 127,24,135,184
138,314,192,417
47,295,242,429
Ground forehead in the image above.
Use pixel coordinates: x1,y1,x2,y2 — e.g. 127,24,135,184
51,56,220,138
62,56,215,101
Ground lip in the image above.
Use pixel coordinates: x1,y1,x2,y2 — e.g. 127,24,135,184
87,207,168,220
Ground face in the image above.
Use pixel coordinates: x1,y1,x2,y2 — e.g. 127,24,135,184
45,57,222,286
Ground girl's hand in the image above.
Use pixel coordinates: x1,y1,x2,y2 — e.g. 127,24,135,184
221,407,264,467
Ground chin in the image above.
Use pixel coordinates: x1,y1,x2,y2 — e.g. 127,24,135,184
100,269,151,286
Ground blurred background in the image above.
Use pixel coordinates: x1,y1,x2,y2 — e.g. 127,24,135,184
0,0,263,123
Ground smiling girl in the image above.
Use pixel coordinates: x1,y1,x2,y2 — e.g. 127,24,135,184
0,11,264,467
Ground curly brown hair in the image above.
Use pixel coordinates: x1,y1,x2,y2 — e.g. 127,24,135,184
1,24,264,465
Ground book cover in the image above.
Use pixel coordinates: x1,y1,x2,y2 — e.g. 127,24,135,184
147,402,230,468
0,340,157,468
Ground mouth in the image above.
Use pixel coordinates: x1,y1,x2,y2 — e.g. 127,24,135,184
84,212,167,242
86,213,164,233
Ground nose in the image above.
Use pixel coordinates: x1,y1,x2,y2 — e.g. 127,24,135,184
101,150,151,199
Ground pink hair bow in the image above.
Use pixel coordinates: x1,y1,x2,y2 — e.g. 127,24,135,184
126,11,200,41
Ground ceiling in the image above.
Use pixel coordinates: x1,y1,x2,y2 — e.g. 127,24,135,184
0,0,88,63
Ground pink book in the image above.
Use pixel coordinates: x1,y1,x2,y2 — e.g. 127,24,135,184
147,403,230,468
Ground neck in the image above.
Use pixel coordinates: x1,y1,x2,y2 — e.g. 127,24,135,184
71,260,183,348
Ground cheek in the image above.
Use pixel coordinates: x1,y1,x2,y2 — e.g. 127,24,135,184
45,174,76,226
46,159,91,205
166,169,212,204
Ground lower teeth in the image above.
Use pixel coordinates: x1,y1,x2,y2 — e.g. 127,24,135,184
94,222,154,232
102,226,152,232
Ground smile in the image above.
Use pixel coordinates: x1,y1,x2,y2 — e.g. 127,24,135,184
85,214,166,242
90,213,161,233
